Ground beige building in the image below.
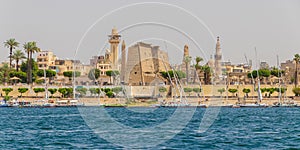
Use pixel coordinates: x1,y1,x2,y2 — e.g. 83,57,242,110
281,60,298,84
52,59,83,76
36,51,57,70
125,42,171,86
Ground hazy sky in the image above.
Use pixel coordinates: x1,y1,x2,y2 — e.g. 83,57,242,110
1,0,300,67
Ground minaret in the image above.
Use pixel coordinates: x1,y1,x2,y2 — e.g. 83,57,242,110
108,27,121,69
120,40,126,83
183,44,191,84
214,36,222,80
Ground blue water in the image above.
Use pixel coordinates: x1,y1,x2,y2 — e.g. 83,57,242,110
0,107,299,149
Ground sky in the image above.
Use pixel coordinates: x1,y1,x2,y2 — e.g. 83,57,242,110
1,0,300,67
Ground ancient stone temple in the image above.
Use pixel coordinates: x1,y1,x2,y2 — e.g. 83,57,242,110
125,42,171,86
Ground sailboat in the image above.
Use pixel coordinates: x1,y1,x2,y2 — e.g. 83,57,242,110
239,48,267,107
273,55,298,107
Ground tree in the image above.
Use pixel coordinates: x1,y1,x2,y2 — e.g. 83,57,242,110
36,69,56,83
193,88,201,96
294,54,300,87
12,50,26,71
160,70,186,82
112,87,122,96
58,88,68,98
4,38,19,68
275,87,287,94
76,87,87,97
194,56,203,83
195,56,203,70
242,88,251,97
0,63,11,84
266,88,276,98
270,67,284,77
18,88,28,98
23,41,40,84
2,88,13,96
33,88,45,97
88,69,100,81
9,71,27,83
292,87,300,96
63,71,81,81
184,56,192,84
106,70,119,84
228,88,238,96
218,88,225,95
201,65,211,84
89,88,97,96
48,88,57,97
183,87,193,96
106,91,114,98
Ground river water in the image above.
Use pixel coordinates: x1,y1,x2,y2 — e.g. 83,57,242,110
0,107,299,149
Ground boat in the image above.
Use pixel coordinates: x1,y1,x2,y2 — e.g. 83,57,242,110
238,48,269,108
0,100,9,107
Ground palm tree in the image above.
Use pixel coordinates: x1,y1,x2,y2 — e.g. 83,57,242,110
23,41,40,84
201,65,211,85
184,56,192,84
4,38,19,68
12,50,26,71
194,56,203,83
293,54,300,87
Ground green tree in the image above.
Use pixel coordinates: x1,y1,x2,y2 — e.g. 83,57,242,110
58,88,67,98
106,70,119,84
88,69,100,81
12,50,26,71
76,87,87,97
194,56,203,83
159,87,167,92
201,65,211,84
183,87,193,96
23,41,40,84
242,88,251,97
266,88,276,97
63,71,81,81
18,88,28,98
2,88,13,96
4,38,19,68
89,88,97,96
106,91,114,98
193,88,201,96
160,70,186,81
270,67,284,77
48,88,57,97
218,88,225,95
292,87,300,96
0,63,11,84
33,88,45,97
294,54,300,87
9,71,27,83
112,87,122,95
228,88,238,96
36,69,56,83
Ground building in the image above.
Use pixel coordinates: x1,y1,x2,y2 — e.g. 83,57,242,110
36,51,57,70
108,27,121,70
214,37,223,80
125,42,171,85
52,59,83,76
260,61,269,69
281,60,298,84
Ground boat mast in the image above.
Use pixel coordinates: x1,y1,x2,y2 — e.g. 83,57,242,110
255,47,263,103
277,55,281,104
44,67,48,100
